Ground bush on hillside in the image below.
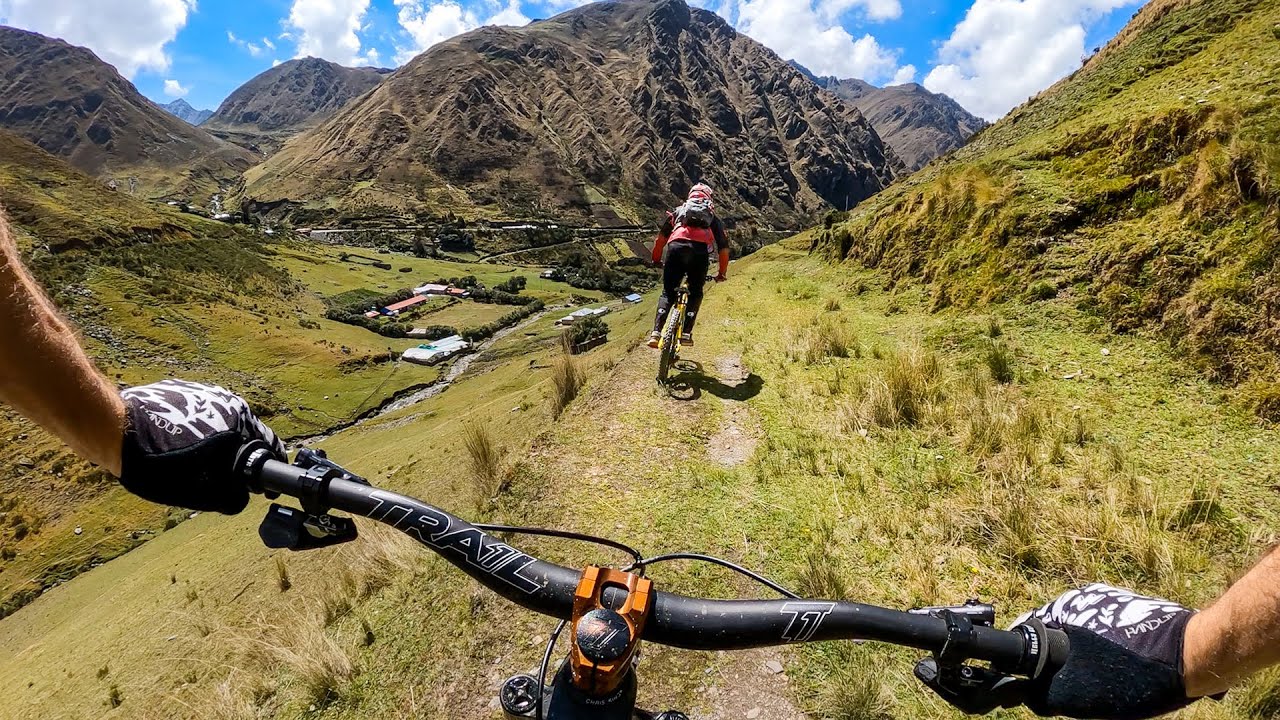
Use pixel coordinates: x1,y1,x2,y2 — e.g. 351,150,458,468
567,317,609,346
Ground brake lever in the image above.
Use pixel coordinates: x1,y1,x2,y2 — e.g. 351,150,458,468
914,658,1030,714
259,503,359,551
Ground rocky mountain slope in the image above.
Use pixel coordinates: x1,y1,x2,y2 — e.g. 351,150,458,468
157,99,213,126
815,0,1280,408
0,27,253,202
203,58,391,134
244,0,902,228
793,64,986,171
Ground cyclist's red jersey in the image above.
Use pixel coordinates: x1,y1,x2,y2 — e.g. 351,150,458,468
652,211,730,276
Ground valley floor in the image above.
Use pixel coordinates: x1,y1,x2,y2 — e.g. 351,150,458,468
3,240,1279,719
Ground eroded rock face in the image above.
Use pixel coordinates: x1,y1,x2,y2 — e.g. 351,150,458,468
246,0,902,227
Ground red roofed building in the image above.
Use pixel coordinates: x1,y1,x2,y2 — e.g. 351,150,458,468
385,295,433,314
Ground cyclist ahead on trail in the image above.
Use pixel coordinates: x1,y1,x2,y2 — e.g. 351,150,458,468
647,183,729,349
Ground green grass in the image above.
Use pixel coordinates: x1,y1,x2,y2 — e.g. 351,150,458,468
815,0,1280,399
4,242,1279,719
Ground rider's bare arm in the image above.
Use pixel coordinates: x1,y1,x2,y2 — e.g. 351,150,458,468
0,208,124,475
1183,545,1280,696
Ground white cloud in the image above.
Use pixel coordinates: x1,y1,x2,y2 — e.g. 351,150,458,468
262,36,276,51
735,0,907,84
889,64,916,85
286,0,372,65
227,29,265,57
393,0,529,65
163,78,188,97
0,0,194,78
923,0,1142,120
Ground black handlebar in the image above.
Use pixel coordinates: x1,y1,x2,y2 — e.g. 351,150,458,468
238,446,1066,680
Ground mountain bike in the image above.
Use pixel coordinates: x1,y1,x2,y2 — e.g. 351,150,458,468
235,442,1069,719
657,277,715,385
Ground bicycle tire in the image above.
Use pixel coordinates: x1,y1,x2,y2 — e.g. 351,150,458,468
657,311,680,383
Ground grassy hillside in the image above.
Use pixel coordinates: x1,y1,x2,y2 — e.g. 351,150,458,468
0,134,595,620
813,0,1280,414
4,241,1279,719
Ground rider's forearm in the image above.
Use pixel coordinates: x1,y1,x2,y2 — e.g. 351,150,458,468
0,210,124,475
652,234,669,263
1182,546,1280,697
717,249,729,277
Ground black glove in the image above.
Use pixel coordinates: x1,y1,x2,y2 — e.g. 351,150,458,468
119,380,286,515
1017,583,1197,720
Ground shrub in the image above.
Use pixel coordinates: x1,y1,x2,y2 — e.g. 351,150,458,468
494,276,527,293
568,316,609,346
1028,281,1058,301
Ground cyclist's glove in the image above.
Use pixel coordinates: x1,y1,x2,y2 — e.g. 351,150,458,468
119,380,286,515
1017,583,1198,720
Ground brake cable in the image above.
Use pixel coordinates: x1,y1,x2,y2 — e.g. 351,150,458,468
474,524,644,567
625,553,800,599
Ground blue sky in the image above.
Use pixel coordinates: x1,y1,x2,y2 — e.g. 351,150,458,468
0,0,1148,120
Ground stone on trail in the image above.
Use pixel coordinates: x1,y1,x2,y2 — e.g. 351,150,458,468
763,660,784,675
747,708,762,719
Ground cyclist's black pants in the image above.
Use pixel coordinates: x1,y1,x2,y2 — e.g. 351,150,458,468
654,241,710,334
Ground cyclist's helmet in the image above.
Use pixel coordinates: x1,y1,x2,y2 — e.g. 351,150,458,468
688,183,714,208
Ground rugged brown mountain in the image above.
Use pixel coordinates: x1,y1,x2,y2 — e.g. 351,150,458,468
244,0,902,227
0,26,253,202
204,58,391,134
794,64,987,172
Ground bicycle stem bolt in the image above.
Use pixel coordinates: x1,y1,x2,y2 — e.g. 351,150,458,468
499,675,541,718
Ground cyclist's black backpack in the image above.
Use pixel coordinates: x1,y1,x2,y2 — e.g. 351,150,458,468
676,197,714,229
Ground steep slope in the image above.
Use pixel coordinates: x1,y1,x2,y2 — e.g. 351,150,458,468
157,99,214,126
0,27,254,203
244,0,901,227
815,0,1280,408
203,58,390,134
793,64,986,171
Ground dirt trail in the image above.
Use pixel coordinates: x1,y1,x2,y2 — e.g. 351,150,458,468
515,321,803,719
706,355,762,468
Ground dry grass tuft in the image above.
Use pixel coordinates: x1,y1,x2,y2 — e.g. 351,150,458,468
985,340,1015,384
845,345,942,430
462,422,508,504
788,316,859,365
550,343,586,417
274,556,291,593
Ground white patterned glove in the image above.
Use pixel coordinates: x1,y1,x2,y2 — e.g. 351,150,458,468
1014,584,1198,719
120,380,286,514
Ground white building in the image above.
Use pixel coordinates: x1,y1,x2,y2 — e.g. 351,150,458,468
556,307,611,326
403,335,470,366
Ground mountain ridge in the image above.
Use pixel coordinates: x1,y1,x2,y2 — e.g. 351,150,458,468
156,99,214,126
789,62,987,171
0,26,253,203
203,57,392,134
243,0,902,228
